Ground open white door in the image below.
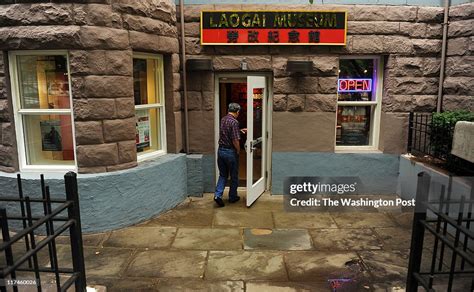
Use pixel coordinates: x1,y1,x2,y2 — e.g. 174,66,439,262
246,76,267,207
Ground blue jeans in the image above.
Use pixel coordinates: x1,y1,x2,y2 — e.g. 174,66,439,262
215,147,239,199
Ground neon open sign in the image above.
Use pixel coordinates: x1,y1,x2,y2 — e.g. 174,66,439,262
338,79,372,93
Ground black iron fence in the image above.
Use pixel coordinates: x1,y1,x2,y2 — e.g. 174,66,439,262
0,172,86,292
407,112,474,175
406,172,474,292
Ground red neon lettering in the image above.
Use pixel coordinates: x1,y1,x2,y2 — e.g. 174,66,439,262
338,79,372,92
348,79,355,90
339,80,347,91
362,79,369,91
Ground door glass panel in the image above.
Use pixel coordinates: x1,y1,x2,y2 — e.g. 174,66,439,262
252,87,264,185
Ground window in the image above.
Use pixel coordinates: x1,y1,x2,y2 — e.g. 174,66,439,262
133,54,166,159
336,57,383,150
10,51,75,170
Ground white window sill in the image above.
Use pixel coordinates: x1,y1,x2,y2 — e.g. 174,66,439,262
137,150,167,163
20,165,77,172
335,147,382,154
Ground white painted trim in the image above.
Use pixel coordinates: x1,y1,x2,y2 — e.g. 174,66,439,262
337,101,377,106
335,56,384,151
18,109,71,114
9,50,77,172
132,53,168,161
266,76,273,192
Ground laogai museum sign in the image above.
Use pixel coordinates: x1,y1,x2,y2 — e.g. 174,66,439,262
200,11,347,45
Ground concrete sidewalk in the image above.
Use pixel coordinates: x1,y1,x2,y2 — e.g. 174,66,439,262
63,191,419,292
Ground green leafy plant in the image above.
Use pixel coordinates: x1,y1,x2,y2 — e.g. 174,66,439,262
430,110,474,158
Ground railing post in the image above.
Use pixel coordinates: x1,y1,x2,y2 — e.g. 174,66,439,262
64,172,86,292
406,171,431,292
407,111,414,153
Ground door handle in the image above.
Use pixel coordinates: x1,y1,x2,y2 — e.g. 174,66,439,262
250,138,262,152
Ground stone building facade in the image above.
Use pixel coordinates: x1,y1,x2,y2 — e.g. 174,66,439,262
0,0,472,232
0,0,182,173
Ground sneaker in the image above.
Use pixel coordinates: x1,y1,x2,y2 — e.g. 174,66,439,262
229,196,241,203
214,196,225,207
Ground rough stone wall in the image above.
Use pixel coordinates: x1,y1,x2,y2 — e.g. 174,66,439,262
444,3,474,111
0,0,181,173
180,4,472,155
0,51,17,172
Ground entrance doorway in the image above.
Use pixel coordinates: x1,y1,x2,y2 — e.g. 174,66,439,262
215,74,271,207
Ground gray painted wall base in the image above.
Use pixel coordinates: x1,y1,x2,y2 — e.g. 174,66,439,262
187,154,204,196
0,154,188,233
272,152,400,195
202,154,216,193
398,155,472,201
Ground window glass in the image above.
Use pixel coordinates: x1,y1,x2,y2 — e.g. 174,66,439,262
133,58,159,105
338,59,375,102
336,58,379,147
17,55,70,109
13,53,75,168
336,106,372,146
133,56,165,156
135,108,161,153
22,114,74,165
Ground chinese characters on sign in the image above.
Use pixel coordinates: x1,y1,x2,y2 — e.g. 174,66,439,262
202,11,347,45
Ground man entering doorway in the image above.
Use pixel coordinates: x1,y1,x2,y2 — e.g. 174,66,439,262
214,103,246,207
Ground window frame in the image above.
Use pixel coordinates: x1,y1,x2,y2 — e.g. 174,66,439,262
132,53,167,162
9,50,77,172
335,55,383,152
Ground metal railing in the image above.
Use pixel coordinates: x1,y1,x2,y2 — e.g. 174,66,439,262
0,172,86,292
406,172,474,292
407,112,474,175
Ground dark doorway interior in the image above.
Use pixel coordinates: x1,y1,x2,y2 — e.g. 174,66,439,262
219,79,247,187
218,78,264,187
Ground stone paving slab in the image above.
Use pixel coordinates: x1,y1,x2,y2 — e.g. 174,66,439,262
126,250,207,278
245,281,330,292
56,232,108,247
283,251,360,282
273,212,338,229
249,200,285,212
213,210,274,228
390,211,415,229
309,228,382,251
87,276,157,292
331,213,397,228
243,228,312,250
81,246,134,277
358,250,409,283
172,227,242,250
156,279,244,292
140,209,214,227
103,226,176,249
206,251,287,281
373,227,414,250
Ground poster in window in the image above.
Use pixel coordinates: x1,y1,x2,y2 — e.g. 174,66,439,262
136,110,150,151
40,120,62,151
